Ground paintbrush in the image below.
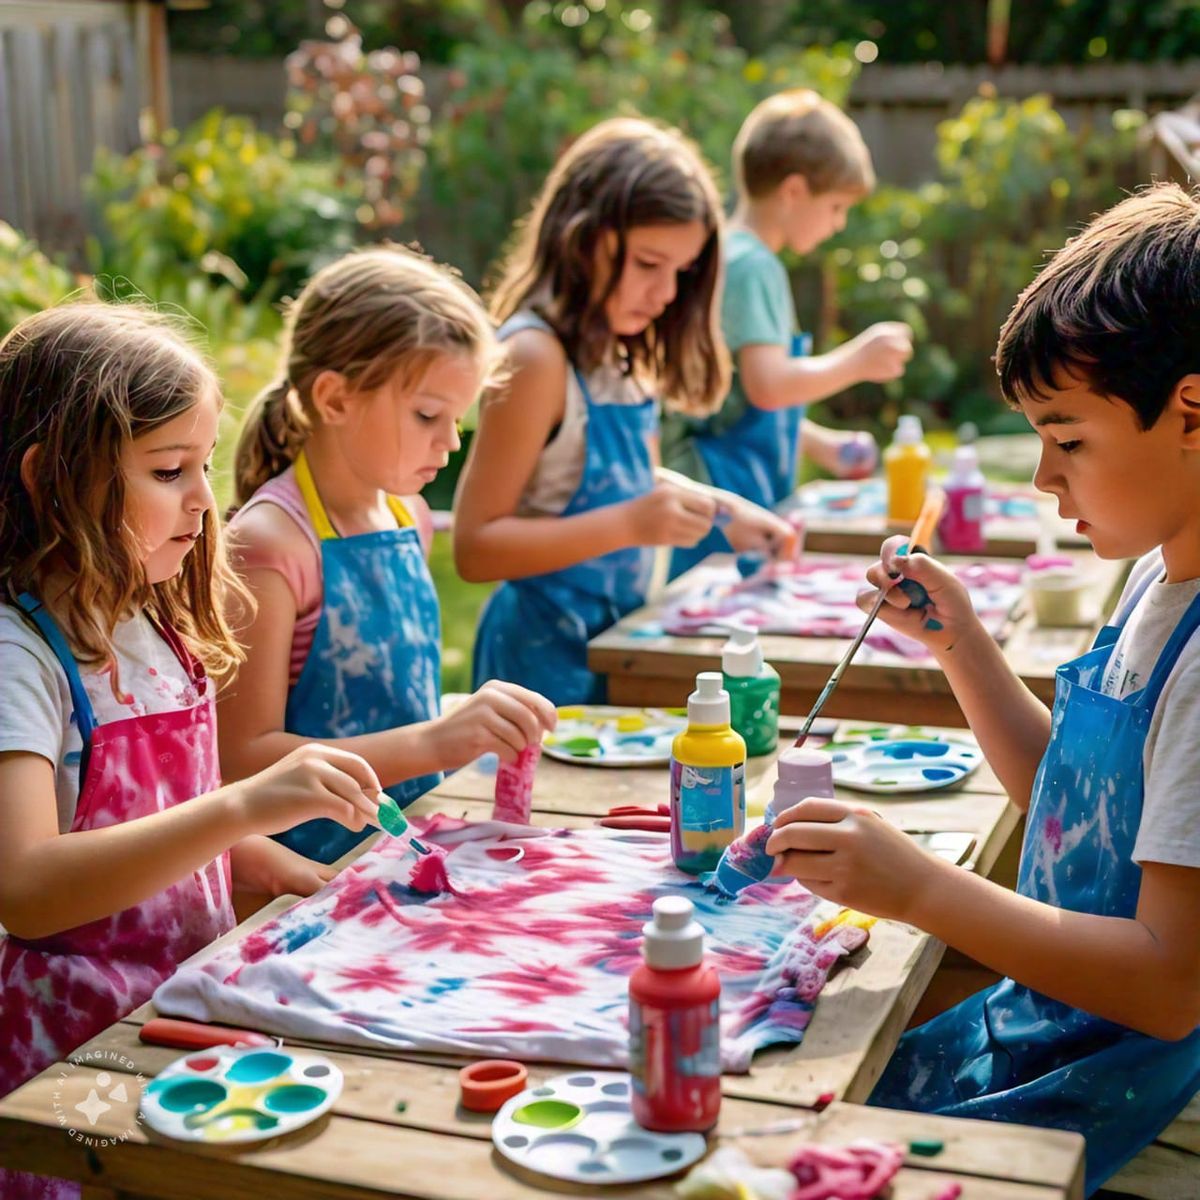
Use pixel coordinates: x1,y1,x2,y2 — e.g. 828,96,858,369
793,487,946,747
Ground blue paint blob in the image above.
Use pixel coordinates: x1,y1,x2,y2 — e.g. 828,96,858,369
925,619,944,631
922,767,958,781
158,1078,227,1114
226,1051,291,1084
281,920,327,954
262,1084,327,1114
879,741,949,761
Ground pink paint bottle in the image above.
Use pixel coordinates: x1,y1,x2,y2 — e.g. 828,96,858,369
629,896,721,1133
492,743,541,824
939,443,987,554
765,747,836,826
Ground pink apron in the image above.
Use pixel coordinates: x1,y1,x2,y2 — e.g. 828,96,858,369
0,595,234,1199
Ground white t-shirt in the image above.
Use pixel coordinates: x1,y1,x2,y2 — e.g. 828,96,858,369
1100,550,1200,867
0,603,204,833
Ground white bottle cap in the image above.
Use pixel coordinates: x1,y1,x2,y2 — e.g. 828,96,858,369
949,443,979,479
722,625,763,678
642,895,705,970
688,671,730,726
894,414,924,444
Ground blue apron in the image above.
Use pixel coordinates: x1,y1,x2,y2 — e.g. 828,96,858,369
276,451,443,863
669,333,809,578
871,569,1200,1195
473,316,657,706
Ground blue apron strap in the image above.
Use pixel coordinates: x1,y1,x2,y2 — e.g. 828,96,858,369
1136,587,1200,713
15,592,98,774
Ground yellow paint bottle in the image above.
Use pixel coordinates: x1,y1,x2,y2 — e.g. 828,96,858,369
885,414,932,525
669,673,746,874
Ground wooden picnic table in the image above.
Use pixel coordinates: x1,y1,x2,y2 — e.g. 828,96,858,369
0,727,1084,1199
782,478,1087,559
589,550,1131,727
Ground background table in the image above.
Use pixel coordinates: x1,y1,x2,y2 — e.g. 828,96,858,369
590,550,1130,726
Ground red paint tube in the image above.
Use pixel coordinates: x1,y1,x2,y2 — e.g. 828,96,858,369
493,743,541,824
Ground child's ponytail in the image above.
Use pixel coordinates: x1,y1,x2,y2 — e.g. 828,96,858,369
233,378,311,508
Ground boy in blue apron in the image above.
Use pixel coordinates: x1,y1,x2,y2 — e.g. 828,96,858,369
662,89,912,578
765,183,1200,1195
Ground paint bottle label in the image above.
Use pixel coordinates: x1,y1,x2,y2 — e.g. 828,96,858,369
628,993,721,1132
670,759,745,874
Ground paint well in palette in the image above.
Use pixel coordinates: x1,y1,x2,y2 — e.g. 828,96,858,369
830,737,983,795
542,707,687,767
141,1045,343,1144
492,1072,705,1185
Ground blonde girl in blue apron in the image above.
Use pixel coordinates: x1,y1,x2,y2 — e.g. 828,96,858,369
224,248,556,865
454,118,795,706
0,303,383,1200
765,185,1200,1196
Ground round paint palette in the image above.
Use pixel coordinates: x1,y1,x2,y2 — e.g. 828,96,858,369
829,738,983,794
542,707,687,768
140,1046,343,1144
492,1071,706,1185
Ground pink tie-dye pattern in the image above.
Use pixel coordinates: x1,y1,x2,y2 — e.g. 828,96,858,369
155,816,867,1073
657,557,1023,656
0,657,233,1200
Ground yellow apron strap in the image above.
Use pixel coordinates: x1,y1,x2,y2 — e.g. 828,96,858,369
294,451,339,542
296,451,414,538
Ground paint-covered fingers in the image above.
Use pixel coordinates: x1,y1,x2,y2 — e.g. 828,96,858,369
721,499,796,559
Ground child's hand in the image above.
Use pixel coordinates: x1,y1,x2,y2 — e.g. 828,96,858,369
765,797,936,921
628,479,717,548
230,835,338,898
832,430,878,480
720,497,796,559
234,744,383,837
859,535,981,655
846,321,913,384
431,680,557,769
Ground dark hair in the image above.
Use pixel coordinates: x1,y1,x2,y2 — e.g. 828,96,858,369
0,302,248,676
235,245,500,504
489,116,730,417
995,183,1200,428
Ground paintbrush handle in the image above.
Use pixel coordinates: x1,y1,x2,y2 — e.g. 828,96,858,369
794,487,947,745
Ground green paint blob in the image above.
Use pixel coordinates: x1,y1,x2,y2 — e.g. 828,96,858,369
377,796,409,836
158,1078,227,1113
511,1099,584,1130
226,1052,291,1084
909,1138,944,1157
184,1107,279,1133
263,1084,327,1114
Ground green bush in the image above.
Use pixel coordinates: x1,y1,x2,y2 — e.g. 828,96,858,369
86,110,358,303
417,4,858,281
814,94,1144,433
0,222,85,338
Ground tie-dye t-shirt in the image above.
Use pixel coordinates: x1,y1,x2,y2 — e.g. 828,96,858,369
0,604,203,832
155,816,868,1072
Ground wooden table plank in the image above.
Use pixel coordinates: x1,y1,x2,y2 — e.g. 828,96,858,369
589,551,1130,725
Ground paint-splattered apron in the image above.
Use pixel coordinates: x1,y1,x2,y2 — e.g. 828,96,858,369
0,595,233,1200
473,315,657,706
276,451,442,864
669,333,809,579
871,571,1200,1196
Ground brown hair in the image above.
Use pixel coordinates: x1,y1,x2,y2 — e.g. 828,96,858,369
0,302,248,677
235,244,501,504
995,183,1200,429
734,89,875,201
488,117,730,418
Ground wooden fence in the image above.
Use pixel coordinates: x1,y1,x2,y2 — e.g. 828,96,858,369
0,0,163,251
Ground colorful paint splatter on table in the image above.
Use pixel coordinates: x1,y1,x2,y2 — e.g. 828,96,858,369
154,817,868,1073
653,557,1023,657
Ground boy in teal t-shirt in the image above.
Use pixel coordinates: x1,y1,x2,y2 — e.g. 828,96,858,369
663,89,913,575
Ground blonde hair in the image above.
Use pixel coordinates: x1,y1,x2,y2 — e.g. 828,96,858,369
734,89,875,201
0,302,248,678
235,245,500,504
489,117,730,418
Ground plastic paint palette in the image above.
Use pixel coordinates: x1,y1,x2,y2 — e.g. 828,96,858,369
829,738,983,794
140,1046,343,1144
542,707,688,768
492,1071,706,1185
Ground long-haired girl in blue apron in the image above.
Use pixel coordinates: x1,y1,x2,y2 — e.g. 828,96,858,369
454,118,793,706
223,247,556,864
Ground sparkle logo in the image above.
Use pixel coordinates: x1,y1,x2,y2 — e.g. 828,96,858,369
52,1050,146,1148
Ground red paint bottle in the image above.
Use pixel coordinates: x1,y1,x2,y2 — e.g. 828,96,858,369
628,896,721,1133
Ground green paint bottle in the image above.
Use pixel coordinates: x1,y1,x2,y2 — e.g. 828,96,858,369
721,626,780,757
